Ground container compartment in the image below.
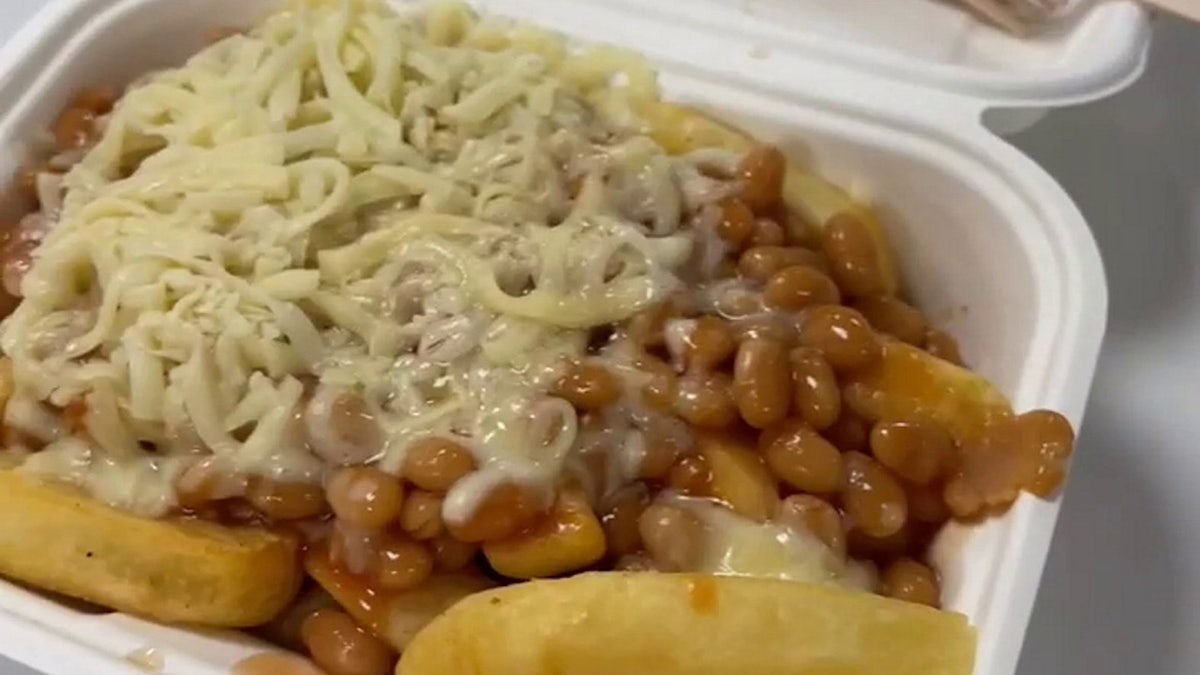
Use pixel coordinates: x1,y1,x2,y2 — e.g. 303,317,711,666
0,1,1107,674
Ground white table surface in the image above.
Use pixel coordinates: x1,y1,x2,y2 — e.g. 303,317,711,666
0,4,1198,675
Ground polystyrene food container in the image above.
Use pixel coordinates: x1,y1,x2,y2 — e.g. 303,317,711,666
0,0,1151,674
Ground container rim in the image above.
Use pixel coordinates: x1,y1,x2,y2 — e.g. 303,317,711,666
0,3,1110,675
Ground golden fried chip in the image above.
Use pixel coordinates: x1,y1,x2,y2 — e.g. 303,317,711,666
397,572,975,675
0,471,301,626
307,548,494,650
843,340,1013,443
640,100,898,295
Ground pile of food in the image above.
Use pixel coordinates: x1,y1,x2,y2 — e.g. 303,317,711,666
0,1,1074,673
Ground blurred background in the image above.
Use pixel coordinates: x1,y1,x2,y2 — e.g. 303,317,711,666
0,4,1196,675
1009,14,1200,675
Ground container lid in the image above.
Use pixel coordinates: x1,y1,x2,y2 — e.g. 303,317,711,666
491,0,1151,108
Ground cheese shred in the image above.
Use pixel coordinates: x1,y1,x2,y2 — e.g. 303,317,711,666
0,0,745,517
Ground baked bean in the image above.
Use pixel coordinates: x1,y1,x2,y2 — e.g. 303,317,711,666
906,483,950,525
640,372,678,413
601,487,650,558
782,210,818,248
869,420,954,486
763,266,841,311
258,586,338,653
556,361,621,411
854,296,928,346
842,452,907,538
70,86,116,115
569,446,611,498
62,398,87,435
53,107,96,151
398,489,444,540
733,338,791,429
0,217,45,300
716,198,755,249
738,145,786,214
638,502,707,571
798,305,880,372
943,410,1074,518
757,419,790,453
1019,409,1075,497
174,477,216,513
326,521,372,571
639,417,690,480
824,410,869,453
763,421,844,494
789,347,841,430
731,313,802,346
327,467,404,530
372,535,434,592
635,353,678,411
175,459,240,510
301,608,394,675
430,534,479,571
638,441,679,481
0,249,31,309
846,523,917,561
880,558,940,607
950,408,1075,511
714,258,739,279
666,454,713,497
14,168,36,203
305,389,384,466
687,316,737,371
628,307,668,348
214,499,262,525
674,371,738,429
444,482,544,543
246,479,327,521
821,213,887,299
924,328,964,366
403,437,475,492
738,245,826,283
942,465,995,520
708,287,765,322
627,292,694,347
776,494,845,556
750,218,786,247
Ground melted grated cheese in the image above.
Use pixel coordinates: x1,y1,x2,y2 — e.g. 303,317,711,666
669,496,875,590
0,0,746,517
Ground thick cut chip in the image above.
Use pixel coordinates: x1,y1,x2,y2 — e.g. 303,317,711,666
697,433,780,522
483,487,606,579
639,101,898,295
307,548,494,650
397,572,975,675
842,341,1013,443
0,471,301,626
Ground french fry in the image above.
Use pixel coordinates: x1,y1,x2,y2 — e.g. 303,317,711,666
697,433,779,522
397,572,976,675
482,487,606,579
639,100,899,295
842,340,1013,443
306,548,494,651
0,471,301,626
